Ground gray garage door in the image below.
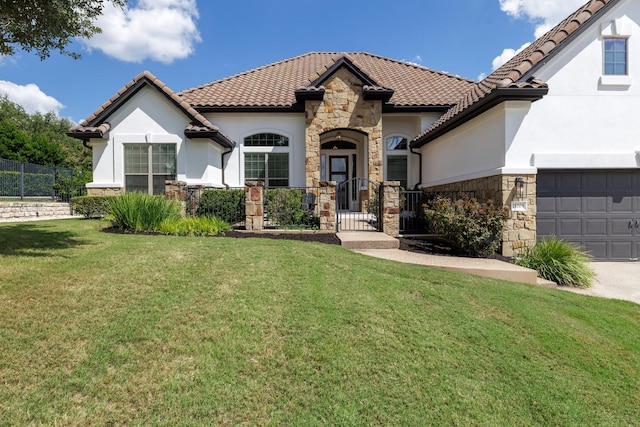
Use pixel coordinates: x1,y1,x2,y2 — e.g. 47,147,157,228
537,170,640,261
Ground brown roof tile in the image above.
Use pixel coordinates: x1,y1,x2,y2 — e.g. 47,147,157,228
412,0,615,147
178,52,476,109
68,71,234,147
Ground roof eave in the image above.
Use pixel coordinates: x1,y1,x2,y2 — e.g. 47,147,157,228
184,130,235,149
411,86,549,148
66,130,105,141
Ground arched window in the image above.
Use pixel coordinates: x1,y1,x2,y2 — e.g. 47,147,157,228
243,133,289,187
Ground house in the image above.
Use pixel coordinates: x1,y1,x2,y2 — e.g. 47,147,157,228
69,0,639,260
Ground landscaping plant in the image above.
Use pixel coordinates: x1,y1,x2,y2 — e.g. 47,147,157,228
516,236,595,287
70,195,111,218
158,216,231,236
195,188,245,224
108,192,181,232
423,195,507,257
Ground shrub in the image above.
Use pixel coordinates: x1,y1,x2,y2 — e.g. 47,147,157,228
196,189,245,224
264,188,319,229
423,195,508,257
515,237,595,287
158,216,232,236
108,192,181,232
70,196,111,218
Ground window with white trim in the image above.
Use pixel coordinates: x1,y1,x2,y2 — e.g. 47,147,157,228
604,38,628,75
385,136,408,189
124,143,176,195
244,133,290,187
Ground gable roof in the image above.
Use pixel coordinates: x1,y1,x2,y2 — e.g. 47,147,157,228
178,52,476,112
412,0,617,148
68,71,235,148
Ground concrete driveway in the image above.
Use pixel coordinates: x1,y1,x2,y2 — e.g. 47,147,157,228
564,263,640,305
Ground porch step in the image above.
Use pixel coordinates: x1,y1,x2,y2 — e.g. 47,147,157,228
337,232,399,250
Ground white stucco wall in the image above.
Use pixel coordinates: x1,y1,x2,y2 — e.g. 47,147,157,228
511,0,640,170
88,86,227,189
419,0,640,186
420,106,509,187
207,112,428,188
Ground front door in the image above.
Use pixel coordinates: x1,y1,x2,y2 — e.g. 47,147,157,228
330,156,349,210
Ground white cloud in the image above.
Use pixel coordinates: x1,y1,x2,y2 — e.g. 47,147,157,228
0,81,64,115
499,0,586,37
488,0,586,74
80,0,201,64
491,42,531,71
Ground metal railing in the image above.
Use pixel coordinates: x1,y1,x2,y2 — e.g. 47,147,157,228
263,187,320,229
186,187,246,228
0,157,86,201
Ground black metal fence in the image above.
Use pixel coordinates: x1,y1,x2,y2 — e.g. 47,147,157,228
263,187,320,229
186,187,246,228
185,186,323,230
0,157,86,201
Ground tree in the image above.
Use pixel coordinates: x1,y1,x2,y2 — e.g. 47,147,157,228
0,98,89,170
0,0,125,59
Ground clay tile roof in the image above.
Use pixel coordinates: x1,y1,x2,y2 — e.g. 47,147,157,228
178,52,476,109
68,71,234,148
412,0,615,147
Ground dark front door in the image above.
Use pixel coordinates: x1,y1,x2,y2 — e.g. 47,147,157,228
330,156,349,210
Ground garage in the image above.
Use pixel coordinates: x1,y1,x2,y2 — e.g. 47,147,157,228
537,170,640,261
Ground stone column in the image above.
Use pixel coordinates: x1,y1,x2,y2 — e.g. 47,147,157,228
318,181,336,231
165,180,187,217
244,181,264,231
381,181,401,237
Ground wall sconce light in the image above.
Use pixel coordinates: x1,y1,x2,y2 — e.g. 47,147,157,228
335,131,342,140
515,176,526,200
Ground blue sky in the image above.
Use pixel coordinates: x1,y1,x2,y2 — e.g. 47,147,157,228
0,0,586,123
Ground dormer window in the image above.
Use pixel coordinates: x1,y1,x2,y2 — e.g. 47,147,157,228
604,38,627,75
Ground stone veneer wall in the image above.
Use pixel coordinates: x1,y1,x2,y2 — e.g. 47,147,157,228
304,68,383,187
424,174,537,257
318,181,336,231
87,187,123,197
381,181,401,237
0,202,77,221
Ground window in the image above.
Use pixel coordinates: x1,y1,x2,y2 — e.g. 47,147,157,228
244,133,289,147
604,38,627,75
387,155,407,189
124,144,176,195
386,136,408,150
244,133,290,187
385,136,408,188
244,153,289,187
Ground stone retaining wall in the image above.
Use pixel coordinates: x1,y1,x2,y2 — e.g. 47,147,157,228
0,202,77,221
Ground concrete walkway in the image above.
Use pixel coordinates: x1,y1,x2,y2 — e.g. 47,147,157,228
337,232,540,285
339,233,639,305
561,263,640,305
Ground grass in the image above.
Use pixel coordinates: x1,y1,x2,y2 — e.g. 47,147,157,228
0,219,639,425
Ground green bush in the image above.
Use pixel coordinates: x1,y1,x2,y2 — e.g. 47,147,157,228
108,192,181,232
196,189,245,224
158,216,232,236
515,237,595,287
264,188,319,229
423,195,508,257
70,196,112,218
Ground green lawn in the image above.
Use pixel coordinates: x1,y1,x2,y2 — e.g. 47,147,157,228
0,219,638,426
